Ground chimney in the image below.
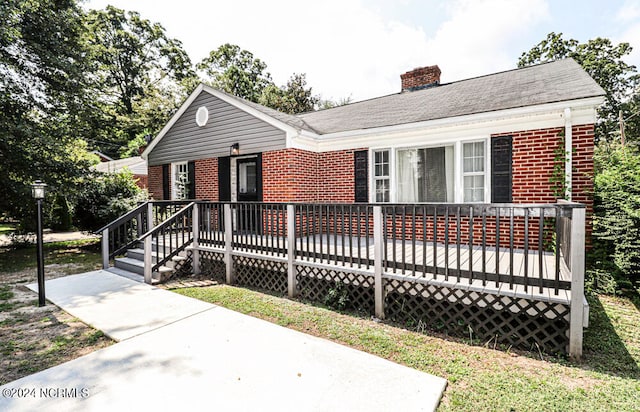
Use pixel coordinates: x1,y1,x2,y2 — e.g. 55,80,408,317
401,65,441,92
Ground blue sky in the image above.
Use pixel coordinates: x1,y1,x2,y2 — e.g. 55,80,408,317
84,0,640,102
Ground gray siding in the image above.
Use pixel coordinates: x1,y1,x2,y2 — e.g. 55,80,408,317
148,92,286,166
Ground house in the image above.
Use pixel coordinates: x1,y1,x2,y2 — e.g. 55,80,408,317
142,58,603,227
115,58,606,356
94,156,148,189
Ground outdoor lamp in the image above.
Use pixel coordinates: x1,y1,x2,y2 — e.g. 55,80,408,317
31,180,47,306
230,143,240,156
31,180,46,199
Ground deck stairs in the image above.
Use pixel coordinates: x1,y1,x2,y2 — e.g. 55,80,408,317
106,238,189,284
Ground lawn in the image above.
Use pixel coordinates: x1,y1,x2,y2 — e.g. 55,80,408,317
176,285,640,411
0,239,113,385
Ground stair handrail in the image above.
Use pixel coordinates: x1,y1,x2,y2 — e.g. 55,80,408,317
138,201,196,241
138,202,196,280
95,201,150,234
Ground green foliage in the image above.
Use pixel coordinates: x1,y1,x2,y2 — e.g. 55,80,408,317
590,142,640,292
84,6,195,157
74,171,147,232
518,32,639,142
258,73,319,114
323,283,350,310
197,43,272,103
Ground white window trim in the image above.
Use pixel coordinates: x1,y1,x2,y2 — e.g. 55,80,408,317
371,149,391,203
171,161,188,200
369,136,490,203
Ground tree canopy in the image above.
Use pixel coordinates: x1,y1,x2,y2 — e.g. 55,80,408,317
518,32,639,141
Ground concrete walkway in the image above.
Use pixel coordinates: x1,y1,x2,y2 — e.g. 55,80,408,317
0,271,447,411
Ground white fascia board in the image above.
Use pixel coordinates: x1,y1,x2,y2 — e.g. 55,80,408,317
287,96,604,152
141,84,205,159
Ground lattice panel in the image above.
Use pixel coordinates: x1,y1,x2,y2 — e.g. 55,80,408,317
199,250,226,283
171,251,193,279
384,279,570,354
296,266,375,313
233,256,288,294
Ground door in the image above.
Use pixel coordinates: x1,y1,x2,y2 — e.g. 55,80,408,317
236,157,261,234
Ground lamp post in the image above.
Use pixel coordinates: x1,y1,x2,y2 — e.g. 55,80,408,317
31,180,47,307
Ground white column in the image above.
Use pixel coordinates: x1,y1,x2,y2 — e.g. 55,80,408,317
564,108,572,201
192,203,200,275
224,203,234,284
569,206,585,359
101,228,109,269
287,204,296,297
373,206,385,319
144,235,153,284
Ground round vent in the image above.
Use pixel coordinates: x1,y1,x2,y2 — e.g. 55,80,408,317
195,106,209,127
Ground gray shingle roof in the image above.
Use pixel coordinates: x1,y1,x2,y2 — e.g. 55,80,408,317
296,58,605,135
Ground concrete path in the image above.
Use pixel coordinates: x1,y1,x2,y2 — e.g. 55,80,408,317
1,271,447,411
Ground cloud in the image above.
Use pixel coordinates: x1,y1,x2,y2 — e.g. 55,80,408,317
84,0,551,101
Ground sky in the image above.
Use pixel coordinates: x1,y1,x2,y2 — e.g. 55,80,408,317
83,0,640,102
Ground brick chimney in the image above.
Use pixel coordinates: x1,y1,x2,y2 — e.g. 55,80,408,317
401,65,441,92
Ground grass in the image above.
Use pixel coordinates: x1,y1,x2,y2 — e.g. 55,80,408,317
0,238,101,274
0,238,112,385
176,285,640,411
0,223,16,235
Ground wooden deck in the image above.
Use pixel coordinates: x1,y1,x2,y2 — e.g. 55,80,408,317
196,232,572,304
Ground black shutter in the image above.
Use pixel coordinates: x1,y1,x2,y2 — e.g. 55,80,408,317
354,150,369,202
187,161,196,199
162,164,170,200
218,156,231,201
491,136,512,203
256,153,263,201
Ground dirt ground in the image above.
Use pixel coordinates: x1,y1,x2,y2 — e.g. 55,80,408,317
0,262,113,385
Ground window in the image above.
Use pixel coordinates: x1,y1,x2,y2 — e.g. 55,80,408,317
238,161,257,194
373,150,390,202
396,146,454,202
462,142,485,202
172,162,189,200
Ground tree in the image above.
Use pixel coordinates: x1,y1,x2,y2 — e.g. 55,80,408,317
197,43,272,103
84,6,195,156
0,0,97,228
258,73,319,114
518,32,639,141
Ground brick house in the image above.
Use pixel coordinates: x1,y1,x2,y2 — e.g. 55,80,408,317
142,58,604,233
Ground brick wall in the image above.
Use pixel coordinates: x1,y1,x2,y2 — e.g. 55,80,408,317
195,157,218,201
148,165,164,200
262,148,319,202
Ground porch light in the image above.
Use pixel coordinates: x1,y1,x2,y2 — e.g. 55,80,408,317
230,143,240,156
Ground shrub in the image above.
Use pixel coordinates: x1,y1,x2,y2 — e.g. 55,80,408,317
589,142,640,293
74,171,148,232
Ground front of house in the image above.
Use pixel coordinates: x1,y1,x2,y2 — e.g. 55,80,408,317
128,59,604,356
143,59,603,226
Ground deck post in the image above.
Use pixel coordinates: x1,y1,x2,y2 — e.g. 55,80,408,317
143,235,152,284
147,202,154,231
224,203,234,284
192,203,200,275
569,206,586,359
101,228,109,269
373,206,385,319
287,204,297,297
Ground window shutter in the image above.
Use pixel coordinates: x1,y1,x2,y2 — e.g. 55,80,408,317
354,150,369,202
187,161,196,199
218,156,231,201
162,164,170,200
256,153,263,201
491,136,512,203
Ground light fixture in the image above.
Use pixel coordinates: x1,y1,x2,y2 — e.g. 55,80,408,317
31,180,47,200
230,143,240,156
31,180,47,306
